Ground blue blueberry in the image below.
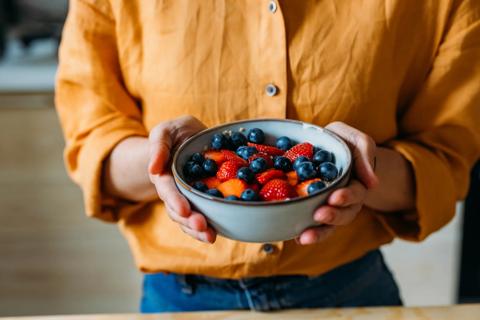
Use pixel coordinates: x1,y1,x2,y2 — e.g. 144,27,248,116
202,159,218,176
241,188,260,201
236,146,258,160
211,133,228,150
276,136,293,151
206,188,223,198
237,167,255,184
230,132,248,148
183,161,204,180
192,181,208,192
247,128,265,144
273,156,292,172
225,195,240,201
313,150,333,165
249,157,267,173
318,162,338,181
307,181,326,194
293,156,310,170
190,152,205,164
295,161,316,181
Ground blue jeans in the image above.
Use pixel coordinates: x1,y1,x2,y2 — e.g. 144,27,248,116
141,249,402,312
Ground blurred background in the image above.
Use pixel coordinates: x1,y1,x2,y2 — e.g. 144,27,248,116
0,1,479,317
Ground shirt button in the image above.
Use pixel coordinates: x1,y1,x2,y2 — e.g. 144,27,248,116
268,1,277,13
262,243,276,254
265,83,278,97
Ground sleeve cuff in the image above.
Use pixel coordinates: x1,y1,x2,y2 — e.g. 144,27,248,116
67,116,148,222
375,140,458,241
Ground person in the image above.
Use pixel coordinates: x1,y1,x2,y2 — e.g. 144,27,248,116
55,0,480,312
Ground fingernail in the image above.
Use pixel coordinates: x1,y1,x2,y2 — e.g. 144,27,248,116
314,209,334,224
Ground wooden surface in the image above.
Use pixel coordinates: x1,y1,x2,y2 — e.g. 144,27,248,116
1,305,480,320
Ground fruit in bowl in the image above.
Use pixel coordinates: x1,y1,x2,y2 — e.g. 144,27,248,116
172,119,352,243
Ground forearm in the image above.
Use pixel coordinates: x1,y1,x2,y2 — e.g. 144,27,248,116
103,136,157,202
364,147,415,212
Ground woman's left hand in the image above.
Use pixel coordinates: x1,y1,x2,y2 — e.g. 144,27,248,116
297,122,380,245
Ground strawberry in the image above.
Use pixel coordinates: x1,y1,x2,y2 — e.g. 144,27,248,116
255,169,285,185
247,142,284,156
217,178,248,197
221,149,247,165
216,160,243,182
248,182,261,193
248,152,273,167
296,178,323,197
286,171,299,186
259,179,297,201
201,176,221,189
284,142,314,162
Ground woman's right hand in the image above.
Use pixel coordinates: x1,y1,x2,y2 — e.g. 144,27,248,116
148,115,217,243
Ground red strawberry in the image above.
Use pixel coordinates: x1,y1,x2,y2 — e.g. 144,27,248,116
217,178,248,197
255,169,285,185
296,178,323,197
248,152,274,167
286,171,299,186
216,160,243,182
259,179,298,201
221,150,247,165
201,176,221,189
284,142,314,162
247,182,261,193
247,142,284,156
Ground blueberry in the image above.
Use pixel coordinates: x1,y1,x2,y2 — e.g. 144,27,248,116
241,188,260,201
237,167,255,184
276,136,293,151
192,181,208,192
230,132,248,148
249,157,267,173
206,188,223,198
273,156,292,172
183,161,204,180
293,156,310,170
247,128,265,144
211,133,228,150
307,181,326,194
295,161,316,181
190,152,205,164
202,159,218,176
236,146,258,160
225,195,240,201
313,150,333,165
318,162,338,181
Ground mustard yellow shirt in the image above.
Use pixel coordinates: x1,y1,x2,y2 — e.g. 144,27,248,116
56,0,480,278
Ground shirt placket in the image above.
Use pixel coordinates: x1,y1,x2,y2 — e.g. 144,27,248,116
256,0,288,119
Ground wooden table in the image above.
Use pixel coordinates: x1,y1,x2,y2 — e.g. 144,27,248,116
2,305,479,320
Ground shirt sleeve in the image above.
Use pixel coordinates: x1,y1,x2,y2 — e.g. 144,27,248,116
376,0,480,241
55,0,148,222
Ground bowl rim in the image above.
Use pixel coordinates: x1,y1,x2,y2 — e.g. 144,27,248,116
171,118,352,206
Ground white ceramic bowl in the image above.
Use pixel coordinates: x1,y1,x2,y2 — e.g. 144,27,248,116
172,119,352,243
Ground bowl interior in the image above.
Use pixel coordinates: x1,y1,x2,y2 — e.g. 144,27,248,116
173,119,351,204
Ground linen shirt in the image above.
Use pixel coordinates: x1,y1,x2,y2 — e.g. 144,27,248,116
56,0,480,278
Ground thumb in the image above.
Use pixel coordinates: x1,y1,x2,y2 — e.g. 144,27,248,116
148,124,174,175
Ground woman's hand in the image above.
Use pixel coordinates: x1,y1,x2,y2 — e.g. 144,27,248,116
148,115,217,243
297,122,379,245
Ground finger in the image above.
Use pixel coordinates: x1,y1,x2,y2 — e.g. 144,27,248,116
325,122,379,189
327,179,367,207
148,123,173,175
180,225,217,244
313,203,363,225
297,226,335,245
151,174,191,217
164,204,208,232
